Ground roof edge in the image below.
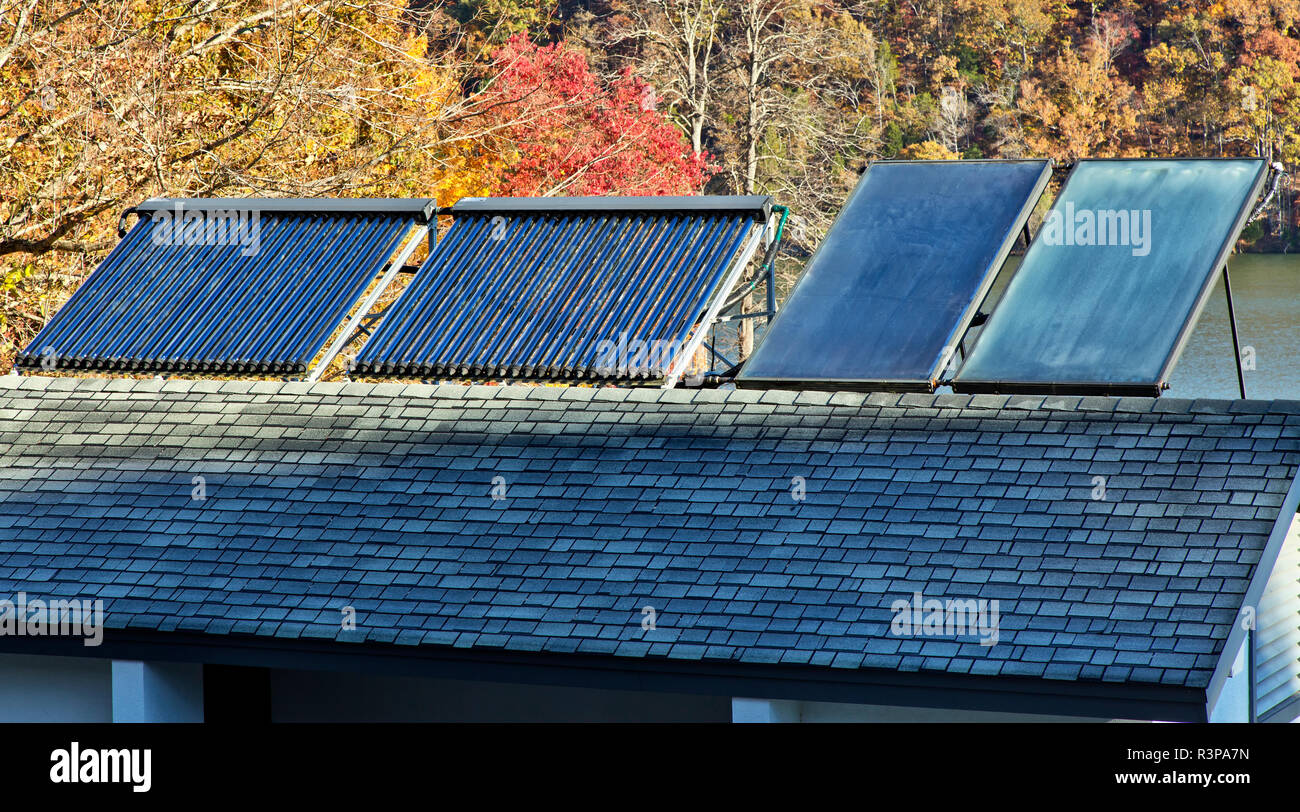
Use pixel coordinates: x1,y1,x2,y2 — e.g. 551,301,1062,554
0,630,1211,722
4,374,1300,416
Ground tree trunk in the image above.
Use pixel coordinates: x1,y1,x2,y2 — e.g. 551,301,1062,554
740,27,761,358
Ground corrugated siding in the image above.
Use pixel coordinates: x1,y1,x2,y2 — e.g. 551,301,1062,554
1258,515,1300,719
17,212,413,375
354,212,754,379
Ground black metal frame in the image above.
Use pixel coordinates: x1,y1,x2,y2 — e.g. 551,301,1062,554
743,378,949,394
1223,263,1248,399
953,380,1164,397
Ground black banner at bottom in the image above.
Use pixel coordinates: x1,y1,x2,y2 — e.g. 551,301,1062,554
0,722,1285,800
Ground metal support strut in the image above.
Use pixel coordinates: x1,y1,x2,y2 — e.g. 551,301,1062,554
1223,263,1247,400
306,223,428,382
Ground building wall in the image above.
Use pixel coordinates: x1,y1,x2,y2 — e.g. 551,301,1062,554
269,668,732,723
794,701,1121,723
0,652,112,722
731,696,1122,723
270,669,1125,722
111,660,204,723
1209,639,1251,723
0,651,1272,722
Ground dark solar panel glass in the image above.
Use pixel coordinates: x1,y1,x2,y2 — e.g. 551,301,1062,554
737,160,1050,390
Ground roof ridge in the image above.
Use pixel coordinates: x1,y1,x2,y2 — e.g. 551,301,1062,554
2,374,1299,414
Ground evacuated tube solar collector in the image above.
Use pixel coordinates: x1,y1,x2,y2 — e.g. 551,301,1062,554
352,195,773,383
16,198,435,376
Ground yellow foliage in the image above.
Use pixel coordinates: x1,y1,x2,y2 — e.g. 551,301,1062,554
898,140,959,160
0,0,504,367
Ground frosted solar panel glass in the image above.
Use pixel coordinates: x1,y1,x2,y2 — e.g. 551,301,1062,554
954,158,1267,396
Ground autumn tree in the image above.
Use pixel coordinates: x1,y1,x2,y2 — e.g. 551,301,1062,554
1223,33,1300,164
1016,29,1141,160
477,34,712,195
621,0,725,156
2,0,508,366
10,0,1300,370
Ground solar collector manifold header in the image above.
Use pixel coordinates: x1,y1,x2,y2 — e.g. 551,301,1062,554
352,195,772,382
17,198,432,375
128,197,438,221
449,194,773,220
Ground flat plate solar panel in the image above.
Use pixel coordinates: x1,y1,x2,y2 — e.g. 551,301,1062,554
352,196,770,380
735,159,1051,391
16,199,429,375
953,158,1268,396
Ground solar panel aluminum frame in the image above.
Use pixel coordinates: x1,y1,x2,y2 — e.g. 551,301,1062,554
736,158,1053,393
950,157,1269,398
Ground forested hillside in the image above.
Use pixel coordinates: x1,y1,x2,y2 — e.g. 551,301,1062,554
3,0,1299,367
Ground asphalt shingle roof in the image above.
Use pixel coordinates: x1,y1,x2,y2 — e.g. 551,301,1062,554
0,376,1296,693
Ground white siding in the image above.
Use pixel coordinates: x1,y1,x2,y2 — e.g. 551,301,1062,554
1257,515,1300,721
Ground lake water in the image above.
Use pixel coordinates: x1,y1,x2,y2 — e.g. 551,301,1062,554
987,254,1300,400
1165,255,1300,400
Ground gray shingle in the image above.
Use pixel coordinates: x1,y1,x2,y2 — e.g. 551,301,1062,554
0,376,1296,693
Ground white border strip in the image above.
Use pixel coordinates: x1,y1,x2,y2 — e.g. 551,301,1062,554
662,214,773,389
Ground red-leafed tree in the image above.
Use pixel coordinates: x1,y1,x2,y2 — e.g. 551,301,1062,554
481,35,713,196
